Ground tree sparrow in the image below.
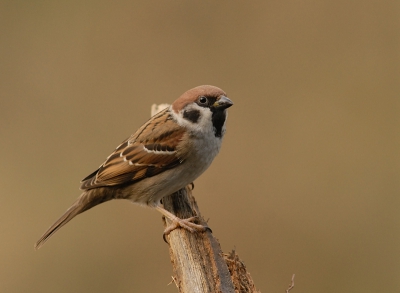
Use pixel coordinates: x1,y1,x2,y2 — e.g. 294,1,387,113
35,85,233,249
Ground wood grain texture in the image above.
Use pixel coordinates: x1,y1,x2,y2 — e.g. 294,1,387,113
162,187,235,293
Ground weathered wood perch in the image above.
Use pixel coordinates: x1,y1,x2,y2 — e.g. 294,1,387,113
162,186,260,293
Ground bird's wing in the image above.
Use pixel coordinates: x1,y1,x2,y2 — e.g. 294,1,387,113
80,108,186,190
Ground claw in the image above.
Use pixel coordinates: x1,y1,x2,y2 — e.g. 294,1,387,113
188,182,195,190
162,216,210,244
156,205,210,244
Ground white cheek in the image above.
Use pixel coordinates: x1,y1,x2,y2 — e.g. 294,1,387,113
175,105,214,134
194,110,213,133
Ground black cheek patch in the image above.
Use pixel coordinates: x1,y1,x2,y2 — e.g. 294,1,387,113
183,109,201,123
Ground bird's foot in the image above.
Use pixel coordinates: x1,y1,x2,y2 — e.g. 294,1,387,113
162,216,212,243
164,216,207,235
155,206,211,243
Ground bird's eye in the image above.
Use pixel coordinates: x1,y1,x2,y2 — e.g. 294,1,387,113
199,96,208,104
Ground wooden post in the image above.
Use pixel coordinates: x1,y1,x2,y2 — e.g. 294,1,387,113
162,186,236,293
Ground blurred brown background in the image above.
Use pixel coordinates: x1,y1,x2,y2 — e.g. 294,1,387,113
1,1,399,292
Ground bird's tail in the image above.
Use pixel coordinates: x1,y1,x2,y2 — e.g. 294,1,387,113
34,188,114,250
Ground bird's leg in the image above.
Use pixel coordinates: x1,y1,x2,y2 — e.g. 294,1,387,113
155,205,208,237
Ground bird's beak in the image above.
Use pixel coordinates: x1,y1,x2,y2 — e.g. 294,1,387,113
213,96,233,110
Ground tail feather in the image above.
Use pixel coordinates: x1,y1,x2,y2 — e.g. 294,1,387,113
34,199,83,250
34,189,114,250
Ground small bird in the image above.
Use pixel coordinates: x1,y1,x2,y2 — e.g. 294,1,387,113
35,85,233,249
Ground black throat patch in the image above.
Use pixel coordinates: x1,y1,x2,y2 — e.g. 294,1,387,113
212,110,226,138
183,109,201,123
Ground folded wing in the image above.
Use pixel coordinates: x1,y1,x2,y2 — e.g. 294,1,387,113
80,108,186,190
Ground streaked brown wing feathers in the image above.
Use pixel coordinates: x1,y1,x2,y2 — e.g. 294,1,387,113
80,109,186,190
